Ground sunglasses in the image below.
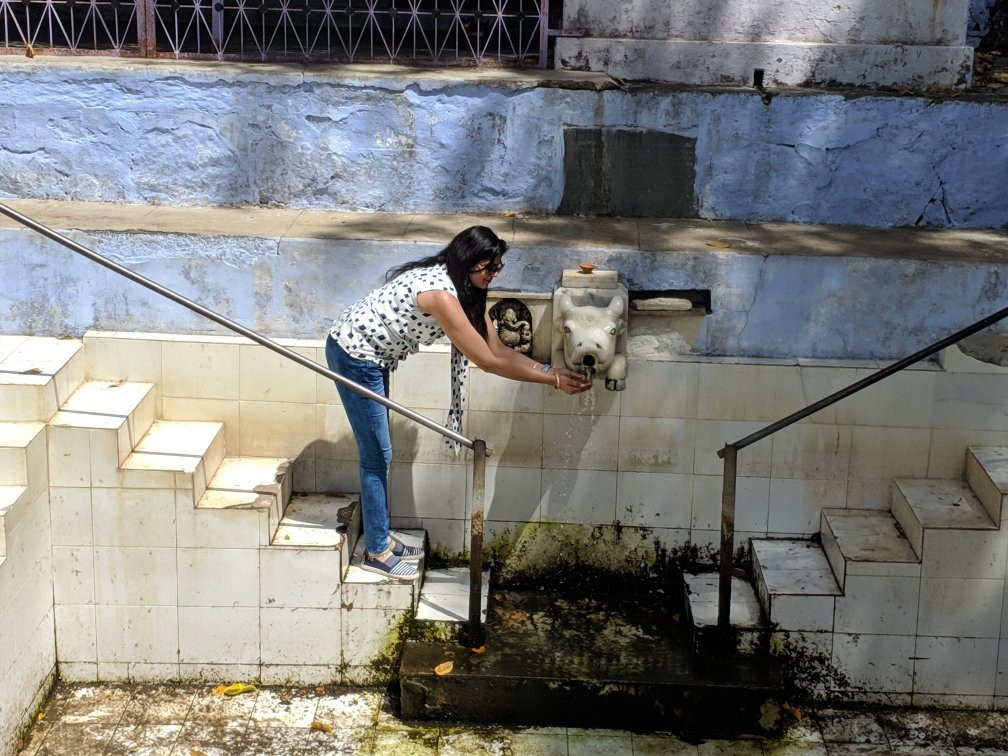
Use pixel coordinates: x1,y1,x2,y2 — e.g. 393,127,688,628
470,260,505,274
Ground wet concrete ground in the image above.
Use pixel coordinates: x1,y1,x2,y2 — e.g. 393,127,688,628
13,681,1008,755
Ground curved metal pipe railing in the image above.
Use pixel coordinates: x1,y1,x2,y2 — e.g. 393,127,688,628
0,200,490,643
715,302,1008,630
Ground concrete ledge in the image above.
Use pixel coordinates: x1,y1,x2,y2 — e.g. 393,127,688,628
2,199,1007,263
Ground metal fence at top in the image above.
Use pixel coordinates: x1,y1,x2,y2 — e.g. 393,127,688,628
0,0,555,66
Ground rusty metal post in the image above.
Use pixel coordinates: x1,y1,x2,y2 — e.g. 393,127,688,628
538,0,550,68
459,438,488,648
718,444,737,630
136,0,157,57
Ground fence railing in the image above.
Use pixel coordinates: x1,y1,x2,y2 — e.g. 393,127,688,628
0,200,492,646
0,0,555,67
716,303,1008,630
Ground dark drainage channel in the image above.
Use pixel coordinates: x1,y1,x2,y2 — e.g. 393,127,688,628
398,583,784,739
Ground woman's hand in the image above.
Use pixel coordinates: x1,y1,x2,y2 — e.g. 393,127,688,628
553,367,593,395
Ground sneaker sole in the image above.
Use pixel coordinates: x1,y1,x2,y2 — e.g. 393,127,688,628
358,562,420,581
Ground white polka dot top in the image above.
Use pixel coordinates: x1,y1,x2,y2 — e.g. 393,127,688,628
330,264,469,442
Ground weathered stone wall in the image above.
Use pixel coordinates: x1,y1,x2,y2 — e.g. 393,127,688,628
1,58,1007,228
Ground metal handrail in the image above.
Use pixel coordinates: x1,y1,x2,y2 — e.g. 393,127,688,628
715,302,1008,630
0,200,491,643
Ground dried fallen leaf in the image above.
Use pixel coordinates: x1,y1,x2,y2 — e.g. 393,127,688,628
434,661,454,676
314,685,326,695
36,712,45,721
220,682,256,697
782,703,803,720
309,720,333,733
468,645,486,654
21,367,43,375
706,239,732,248
212,684,228,696
505,610,528,623
190,751,208,756
109,379,126,387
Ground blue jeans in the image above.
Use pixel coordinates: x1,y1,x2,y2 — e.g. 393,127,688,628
325,335,392,555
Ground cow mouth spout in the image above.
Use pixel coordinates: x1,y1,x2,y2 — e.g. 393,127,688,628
579,355,597,381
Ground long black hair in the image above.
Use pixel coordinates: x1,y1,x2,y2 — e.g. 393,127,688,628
385,225,507,338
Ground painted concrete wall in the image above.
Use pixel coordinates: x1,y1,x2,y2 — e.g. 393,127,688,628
2,59,1007,228
3,226,1007,362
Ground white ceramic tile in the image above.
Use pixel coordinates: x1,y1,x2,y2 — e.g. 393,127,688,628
692,420,771,476
260,607,341,666
831,632,915,695
691,475,769,533
913,692,995,709
96,605,179,665
833,575,920,636
540,468,617,524
239,343,317,404
618,417,695,474
851,370,937,428
469,368,544,413
391,351,451,409
161,340,240,401
616,471,692,529
93,547,177,606
126,662,181,682
178,606,260,665
315,403,360,462
260,548,342,609
389,411,468,466
49,487,93,546
239,400,317,457
91,487,176,548
933,373,1008,431
921,527,1006,580
543,380,620,416
619,360,698,419
697,362,783,421
178,662,260,684
392,516,464,556
342,575,416,611
389,462,467,520
845,478,892,511
260,664,341,686
177,547,259,607
849,426,932,481
928,429,1008,479
767,478,848,535
467,411,543,468
476,465,543,523
46,424,91,487
83,333,164,384
54,605,97,662
789,365,863,425
542,413,618,471
770,594,835,632
162,397,240,458
914,636,998,696
178,496,266,550
998,625,1008,696
52,546,95,606
917,577,1004,638
57,661,99,682
340,607,409,668
770,424,852,480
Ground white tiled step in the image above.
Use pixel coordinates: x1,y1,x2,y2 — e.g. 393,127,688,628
0,422,47,494
751,539,841,632
0,336,84,421
47,380,156,487
118,420,224,503
197,456,292,543
345,529,426,612
820,509,919,590
0,486,29,558
684,572,764,629
416,567,490,623
892,478,996,558
270,493,361,593
966,446,1008,524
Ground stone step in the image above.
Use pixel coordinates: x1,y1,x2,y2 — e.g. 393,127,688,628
820,509,919,591
47,380,156,488
415,567,490,624
0,486,29,561
751,539,841,632
196,456,292,544
399,588,785,738
344,529,426,613
892,478,996,558
0,422,47,494
683,572,767,655
965,446,1008,525
272,492,361,575
119,420,224,506
0,336,84,421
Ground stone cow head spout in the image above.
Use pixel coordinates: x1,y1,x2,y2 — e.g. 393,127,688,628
557,294,627,387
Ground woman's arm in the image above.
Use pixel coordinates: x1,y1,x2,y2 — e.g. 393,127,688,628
417,290,591,395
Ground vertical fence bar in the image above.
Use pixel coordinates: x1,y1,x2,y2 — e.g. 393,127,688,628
718,443,737,630
538,0,549,68
137,0,157,56
461,438,488,647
